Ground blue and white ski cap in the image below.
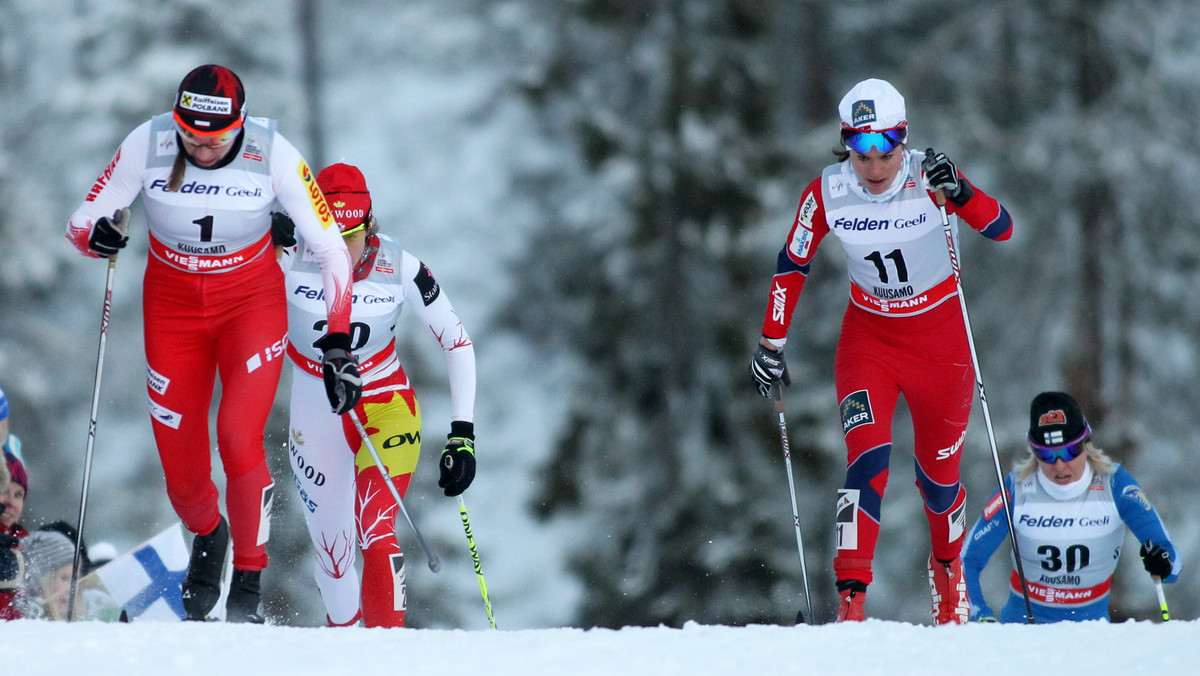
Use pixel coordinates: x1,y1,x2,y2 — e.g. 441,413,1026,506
838,78,906,131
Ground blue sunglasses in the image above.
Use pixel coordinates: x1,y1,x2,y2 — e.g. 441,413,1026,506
842,127,906,154
1028,426,1091,464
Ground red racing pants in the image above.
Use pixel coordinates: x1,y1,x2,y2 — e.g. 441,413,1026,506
143,249,286,571
831,299,974,586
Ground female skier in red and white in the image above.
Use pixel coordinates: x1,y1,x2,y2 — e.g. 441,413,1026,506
748,78,1014,624
65,65,361,623
277,163,476,627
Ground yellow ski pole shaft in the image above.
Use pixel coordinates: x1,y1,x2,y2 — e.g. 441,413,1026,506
457,495,496,628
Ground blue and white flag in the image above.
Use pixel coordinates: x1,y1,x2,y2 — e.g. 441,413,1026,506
92,522,190,621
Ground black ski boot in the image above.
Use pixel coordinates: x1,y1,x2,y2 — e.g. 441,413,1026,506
182,515,229,621
225,568,265,624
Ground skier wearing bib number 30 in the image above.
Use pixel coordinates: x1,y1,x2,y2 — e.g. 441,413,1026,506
65,65,360,623
961,391,1180,623
747,78,1014,624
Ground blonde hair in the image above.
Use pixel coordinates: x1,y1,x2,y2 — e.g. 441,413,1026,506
167,150,186,192
1015,441,1115,481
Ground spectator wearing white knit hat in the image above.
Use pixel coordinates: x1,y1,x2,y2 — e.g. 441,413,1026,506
19,530,76,619
19,529,119,621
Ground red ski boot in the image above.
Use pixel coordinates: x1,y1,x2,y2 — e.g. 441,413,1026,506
928,554,969,625
835,580,867,622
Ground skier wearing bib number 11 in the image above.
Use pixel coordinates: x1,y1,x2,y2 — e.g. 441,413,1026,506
65,64,360,623
747,78,1014,624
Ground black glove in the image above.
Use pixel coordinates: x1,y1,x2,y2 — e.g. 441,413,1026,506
1140,541,1173,579
270,211,297,248
438,421,476,497
313,332,362,415
0,533,22,591
88,207,131,257
922,148,974,207
749,343,790,398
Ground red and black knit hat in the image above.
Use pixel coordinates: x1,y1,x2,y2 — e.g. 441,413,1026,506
317,163,374,234
4,449,26,496
173,64,247,136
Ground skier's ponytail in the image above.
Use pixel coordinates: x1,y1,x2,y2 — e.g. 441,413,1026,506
167,148,186,193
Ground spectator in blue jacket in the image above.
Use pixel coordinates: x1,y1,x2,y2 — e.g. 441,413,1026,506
961,391,1180,622
0,385,9,446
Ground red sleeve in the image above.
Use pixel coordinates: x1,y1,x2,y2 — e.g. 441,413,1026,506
760,177,828,340
942,174,1013,241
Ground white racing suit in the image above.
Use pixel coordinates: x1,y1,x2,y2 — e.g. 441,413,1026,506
282,232,474,626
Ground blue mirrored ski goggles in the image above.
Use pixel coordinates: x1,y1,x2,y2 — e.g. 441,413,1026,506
1028,426,1091,464
841,127,906,154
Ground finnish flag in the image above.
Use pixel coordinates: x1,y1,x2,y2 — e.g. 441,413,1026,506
91,523,192,621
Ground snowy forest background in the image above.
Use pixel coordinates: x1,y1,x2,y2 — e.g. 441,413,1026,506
2,0,1199,628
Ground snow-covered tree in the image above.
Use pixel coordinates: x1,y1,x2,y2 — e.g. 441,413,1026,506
504,0,849,627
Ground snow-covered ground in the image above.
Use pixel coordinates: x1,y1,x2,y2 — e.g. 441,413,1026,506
4,617,1194,676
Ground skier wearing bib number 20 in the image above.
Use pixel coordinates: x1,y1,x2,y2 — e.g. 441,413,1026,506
275,163,476,627
748,78,1014,624
65,64,360,623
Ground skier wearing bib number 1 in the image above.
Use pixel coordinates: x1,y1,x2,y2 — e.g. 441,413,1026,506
65,64,360,623
747,78,1014,624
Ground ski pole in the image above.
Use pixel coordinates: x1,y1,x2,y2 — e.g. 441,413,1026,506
1153,576,1170,621
935,190,1035,623
772,382,815,624
456,495,496,628
347,408,441,573
68,254,118,621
